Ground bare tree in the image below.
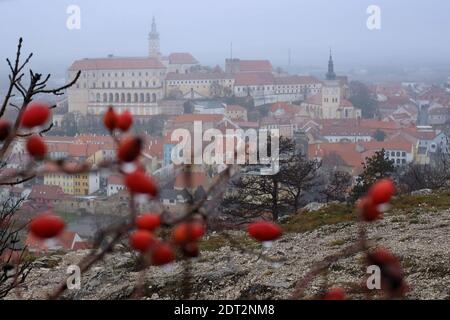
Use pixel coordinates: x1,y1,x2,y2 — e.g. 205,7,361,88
324,170,352,203
221,138,321,220
0,38,80,296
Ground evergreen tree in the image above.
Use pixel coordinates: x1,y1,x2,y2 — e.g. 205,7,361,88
350,149,394,202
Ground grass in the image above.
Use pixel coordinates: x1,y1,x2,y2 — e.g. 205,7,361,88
390,190,450,213
282,190,450,234
199,233,259,252
198,191,450,252
282,203,357,233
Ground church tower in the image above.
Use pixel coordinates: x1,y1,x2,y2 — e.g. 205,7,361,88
148,16,161,58
322,50,341,118
325,49,336,80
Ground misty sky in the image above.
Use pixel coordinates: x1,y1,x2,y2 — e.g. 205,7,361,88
0,0,449,78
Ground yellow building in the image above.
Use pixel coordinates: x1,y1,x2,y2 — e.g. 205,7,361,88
44,171,99,196
44,172,76,195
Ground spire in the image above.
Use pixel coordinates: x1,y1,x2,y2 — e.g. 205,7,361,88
151,16,157,33
326,49,336,80
148,16,160,58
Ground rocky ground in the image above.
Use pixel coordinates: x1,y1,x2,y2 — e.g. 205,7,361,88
5,206,450,300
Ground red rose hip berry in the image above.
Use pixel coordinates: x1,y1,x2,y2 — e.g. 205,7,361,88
369,178,395,205
358,197,383,222
152,243,175,266
172,222,205,245
29,213,65,239
26,135,47,159
125,170,158,197
321,287,346,300
117,136,142,162
248,221,282,242
21,102,51,128
116,110,133,131
135,213,161,231
103,106,117,132
129,230,156,252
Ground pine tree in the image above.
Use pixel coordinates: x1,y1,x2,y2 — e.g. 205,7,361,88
350,149,395,202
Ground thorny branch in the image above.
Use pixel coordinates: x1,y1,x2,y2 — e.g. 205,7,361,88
0,38,80,298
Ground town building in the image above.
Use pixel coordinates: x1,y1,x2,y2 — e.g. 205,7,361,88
165,72,234,99
300,52,361,119
67,18,199,116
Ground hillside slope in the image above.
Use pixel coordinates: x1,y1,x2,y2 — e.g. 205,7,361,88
6,195,450,300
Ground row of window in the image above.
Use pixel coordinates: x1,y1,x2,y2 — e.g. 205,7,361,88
81,71,165,78
92,92,158,103
88,106,160,115
389,151,407,157
236,86,319,93
168,79,233,85
94,80,160,89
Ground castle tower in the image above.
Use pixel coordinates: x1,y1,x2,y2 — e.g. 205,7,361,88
148,16,161,58
322,50,340,118
325,49,336,81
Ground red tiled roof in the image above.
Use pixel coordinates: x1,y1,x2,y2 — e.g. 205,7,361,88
168,52,198,65
339,99,354,108
378,95,413,109
402,128,436,140
28,185,67,201
233,72,275,86
166,72,233,81
359,119,401,131
275,75,321,85
308,142,364,170
359,136,413,152
69,57,165,71
321,126,372,137
226,104,246,112
238,60,272,72
107,175,123,185
26,231,89,252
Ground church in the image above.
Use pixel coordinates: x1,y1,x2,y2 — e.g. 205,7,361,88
301,52,361,119
67,17,199,116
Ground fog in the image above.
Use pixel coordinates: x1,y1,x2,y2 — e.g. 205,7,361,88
0,0,449,79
